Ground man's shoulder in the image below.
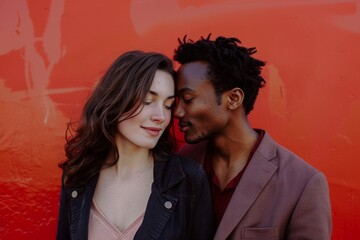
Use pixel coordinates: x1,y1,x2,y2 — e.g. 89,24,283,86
259,131,323,176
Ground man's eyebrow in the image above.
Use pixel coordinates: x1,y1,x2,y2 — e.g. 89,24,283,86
149,90,175,99
177,88,193,95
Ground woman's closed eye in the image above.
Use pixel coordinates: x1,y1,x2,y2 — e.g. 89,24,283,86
164,104,174,110
165,99,175,110
144,101,174,110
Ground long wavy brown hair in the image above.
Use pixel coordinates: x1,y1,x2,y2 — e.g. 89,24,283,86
59,51,176,187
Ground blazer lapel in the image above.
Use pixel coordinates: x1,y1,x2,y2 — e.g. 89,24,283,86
214,133,278,240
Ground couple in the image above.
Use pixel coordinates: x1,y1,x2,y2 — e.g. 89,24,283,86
57,35,332,240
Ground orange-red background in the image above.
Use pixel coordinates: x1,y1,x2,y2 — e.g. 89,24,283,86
1,0,359,239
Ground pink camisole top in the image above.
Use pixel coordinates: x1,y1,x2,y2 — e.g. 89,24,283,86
88,200,144,240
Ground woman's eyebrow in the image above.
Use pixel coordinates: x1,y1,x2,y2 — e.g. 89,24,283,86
149,90,175,99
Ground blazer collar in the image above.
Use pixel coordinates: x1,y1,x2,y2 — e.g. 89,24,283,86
214,130,279,240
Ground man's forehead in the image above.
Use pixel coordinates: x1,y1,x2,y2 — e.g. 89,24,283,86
178,61,209,85
179,61,208,75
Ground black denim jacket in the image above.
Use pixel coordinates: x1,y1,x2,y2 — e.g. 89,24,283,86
56,155,215,240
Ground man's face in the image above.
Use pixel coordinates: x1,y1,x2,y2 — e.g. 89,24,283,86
175,61,229,144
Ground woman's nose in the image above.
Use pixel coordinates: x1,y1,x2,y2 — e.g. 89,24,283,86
151,105,166,123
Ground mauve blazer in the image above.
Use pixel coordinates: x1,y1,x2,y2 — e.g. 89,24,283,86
179,130,332,240
56,155,215,240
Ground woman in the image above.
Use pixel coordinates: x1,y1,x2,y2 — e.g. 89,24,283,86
56,51,215,240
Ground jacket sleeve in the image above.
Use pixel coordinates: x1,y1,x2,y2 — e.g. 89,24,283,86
287,171,332,239
190,165,215,240
56,175,71,240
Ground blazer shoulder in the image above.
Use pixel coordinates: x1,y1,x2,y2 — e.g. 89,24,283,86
276,143,320,174
257,132,325,182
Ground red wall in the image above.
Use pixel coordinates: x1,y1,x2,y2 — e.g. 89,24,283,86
1,0,359,239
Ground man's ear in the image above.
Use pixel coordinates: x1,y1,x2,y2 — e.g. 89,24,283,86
226,88,244,110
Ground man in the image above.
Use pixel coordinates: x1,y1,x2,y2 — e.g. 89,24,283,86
174,35,332,239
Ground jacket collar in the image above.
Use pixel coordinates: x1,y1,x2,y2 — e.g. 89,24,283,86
214,130,278,240
153,155,186,193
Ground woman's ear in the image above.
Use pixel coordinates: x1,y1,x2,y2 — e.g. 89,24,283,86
226,88,244,110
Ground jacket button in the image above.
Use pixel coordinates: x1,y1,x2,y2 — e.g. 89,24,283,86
71,190,78,198
164,201,172,209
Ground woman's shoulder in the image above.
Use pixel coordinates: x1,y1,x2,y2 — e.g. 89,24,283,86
153,155,209,196
170,154,207,178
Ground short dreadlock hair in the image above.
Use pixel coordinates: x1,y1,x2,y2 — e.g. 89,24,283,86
174,34,266,115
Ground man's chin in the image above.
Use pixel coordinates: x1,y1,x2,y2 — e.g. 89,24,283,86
185,134,206,144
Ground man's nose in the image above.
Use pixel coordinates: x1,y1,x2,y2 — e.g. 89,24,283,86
174,103,185,118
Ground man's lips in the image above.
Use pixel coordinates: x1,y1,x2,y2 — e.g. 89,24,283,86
178,122,191,132
141,126,162,137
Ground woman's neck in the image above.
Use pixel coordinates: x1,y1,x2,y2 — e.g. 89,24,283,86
105,145,153,179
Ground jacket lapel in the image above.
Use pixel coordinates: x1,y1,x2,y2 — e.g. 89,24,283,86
74,174,99,240
135,156,185,240
214,132,278,240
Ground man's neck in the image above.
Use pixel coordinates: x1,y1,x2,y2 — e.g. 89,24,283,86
209,126,258,190
210,125,258,161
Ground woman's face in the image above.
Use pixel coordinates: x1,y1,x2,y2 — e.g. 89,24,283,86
116,70,175,150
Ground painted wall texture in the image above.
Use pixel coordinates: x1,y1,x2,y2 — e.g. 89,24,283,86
0,0,359,239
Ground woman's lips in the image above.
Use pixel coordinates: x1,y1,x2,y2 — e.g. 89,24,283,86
142,126,162,137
